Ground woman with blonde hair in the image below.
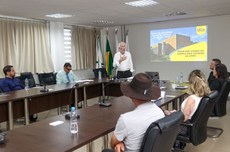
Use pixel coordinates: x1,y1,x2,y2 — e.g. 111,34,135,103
165,70,211,150
165,69,210,121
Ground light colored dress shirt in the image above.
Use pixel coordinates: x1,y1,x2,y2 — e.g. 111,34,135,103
56,70,78,84
113,51,134,72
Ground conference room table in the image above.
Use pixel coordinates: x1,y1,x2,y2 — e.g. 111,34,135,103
0,89,187,152
0,78,186,131
0,78,124,130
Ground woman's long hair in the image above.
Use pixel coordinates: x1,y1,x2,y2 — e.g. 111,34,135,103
188,70,211,97
215,64,229,80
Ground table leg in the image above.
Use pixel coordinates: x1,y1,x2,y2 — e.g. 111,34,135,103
87,142,94,152
102,83,105,99
103,135,109,149
24,98,29,125
172,99,178,110
75,87,79,108
8,101,13,130
83,87,87,107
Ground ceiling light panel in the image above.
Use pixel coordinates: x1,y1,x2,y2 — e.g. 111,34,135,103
125,0,158,7
46,13,73,18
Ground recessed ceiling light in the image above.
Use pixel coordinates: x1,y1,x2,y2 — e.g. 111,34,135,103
46,13,73,19
165,11,187,17
93,20,114,24
125,0,158,7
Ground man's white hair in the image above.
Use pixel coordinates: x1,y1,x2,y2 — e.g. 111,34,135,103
118,42,126,48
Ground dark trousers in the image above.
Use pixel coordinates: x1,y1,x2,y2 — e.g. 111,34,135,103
117,70,132,79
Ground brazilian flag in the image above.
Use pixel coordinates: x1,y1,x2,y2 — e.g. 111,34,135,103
106,37,113,78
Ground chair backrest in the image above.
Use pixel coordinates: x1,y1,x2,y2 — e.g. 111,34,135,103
140,111,184,152
145,72,159,83
37,72,56,85
213,80,230,116
93,68,108,78
20,72,36,88
188,91,218,145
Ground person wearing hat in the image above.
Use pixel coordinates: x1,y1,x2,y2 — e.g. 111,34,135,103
104,73,165,152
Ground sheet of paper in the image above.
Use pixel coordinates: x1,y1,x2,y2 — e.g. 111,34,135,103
49,121,64,126
75,79,94,83
165,95,176,98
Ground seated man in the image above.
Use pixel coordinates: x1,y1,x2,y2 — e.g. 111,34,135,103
0,65,37,121
0,65,22,92
56,62,78,84
103,73,165,152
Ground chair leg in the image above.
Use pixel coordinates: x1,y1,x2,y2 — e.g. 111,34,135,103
207,126,223,138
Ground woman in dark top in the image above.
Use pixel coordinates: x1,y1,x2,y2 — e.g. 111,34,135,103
209,63,229,92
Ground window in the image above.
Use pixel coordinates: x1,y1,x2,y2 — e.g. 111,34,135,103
64,28,72,63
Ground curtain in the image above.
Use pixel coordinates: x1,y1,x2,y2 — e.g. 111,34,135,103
50,22,65,72
0,19,53,77
71,27,98,70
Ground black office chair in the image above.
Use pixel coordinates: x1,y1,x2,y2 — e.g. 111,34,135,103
102,111,184,152
140,111,184,152
212,80,230,116
93,68,108,78
176,91,218,145
145,71,160,84
37,72,56,85
20,72,36,88
207,80,230,138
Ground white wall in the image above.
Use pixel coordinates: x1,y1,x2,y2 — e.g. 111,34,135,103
124,14,230,81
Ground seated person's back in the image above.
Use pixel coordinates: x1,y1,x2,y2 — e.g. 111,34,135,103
115,102,164,151
110,73,164,152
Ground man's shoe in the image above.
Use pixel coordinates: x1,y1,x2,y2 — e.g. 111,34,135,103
29,114,38,122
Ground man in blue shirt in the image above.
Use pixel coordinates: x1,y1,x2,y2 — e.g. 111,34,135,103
0,65,22,92
0,65,37,122
56,63,78,84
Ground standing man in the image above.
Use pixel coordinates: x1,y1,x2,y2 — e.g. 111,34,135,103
56,63,78,84
103,73,164,152
208,58,221,85
113,42,134,79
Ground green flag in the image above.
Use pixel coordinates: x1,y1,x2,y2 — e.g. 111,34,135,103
106,37,113,78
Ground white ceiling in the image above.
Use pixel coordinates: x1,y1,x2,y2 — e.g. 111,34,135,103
1,0,230,27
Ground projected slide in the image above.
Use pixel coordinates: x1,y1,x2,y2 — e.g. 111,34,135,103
150,25,208,62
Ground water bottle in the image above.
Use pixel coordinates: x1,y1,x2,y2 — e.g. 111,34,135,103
179,72,183,84
25,78,29,90
98,70,102,80
70,107,78,134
